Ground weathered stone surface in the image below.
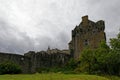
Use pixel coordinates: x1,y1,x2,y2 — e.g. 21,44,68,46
24,51,70,73
0,50,70,74
0,52,31,73
69,15,106,60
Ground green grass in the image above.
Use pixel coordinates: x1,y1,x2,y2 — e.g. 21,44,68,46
0,73,119,80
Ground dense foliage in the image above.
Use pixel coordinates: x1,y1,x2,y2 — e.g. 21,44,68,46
77,33,120,75
0,61,22,74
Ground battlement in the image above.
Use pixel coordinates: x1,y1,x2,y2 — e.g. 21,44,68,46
96,20,105,29
82,15,89,26
82,15,88,22
96,20,104,26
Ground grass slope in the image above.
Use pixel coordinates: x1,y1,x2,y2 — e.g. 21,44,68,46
0,73,119,80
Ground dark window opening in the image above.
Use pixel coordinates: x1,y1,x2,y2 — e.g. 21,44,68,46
89,26,91,28
87,29,89,32
93,29,96,34
84,40,89,46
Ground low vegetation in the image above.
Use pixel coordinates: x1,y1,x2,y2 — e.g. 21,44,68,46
0,73,118,80
0,61,21,74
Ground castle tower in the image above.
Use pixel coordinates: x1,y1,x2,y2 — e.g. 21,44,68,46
69,15,106,60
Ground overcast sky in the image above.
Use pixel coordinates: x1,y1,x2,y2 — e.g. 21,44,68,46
0,0,120,54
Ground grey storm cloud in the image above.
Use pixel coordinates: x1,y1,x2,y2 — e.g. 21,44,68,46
0,19,35,54
0,0,120,54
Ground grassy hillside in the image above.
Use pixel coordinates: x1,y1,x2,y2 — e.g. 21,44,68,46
0,73,118,80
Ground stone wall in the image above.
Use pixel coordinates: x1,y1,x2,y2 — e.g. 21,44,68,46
0,52,31,73
0,51,70,74
24,51,70,73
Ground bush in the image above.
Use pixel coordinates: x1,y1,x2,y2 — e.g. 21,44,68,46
37,67,50,73
0,62,22,74
65,58,78,71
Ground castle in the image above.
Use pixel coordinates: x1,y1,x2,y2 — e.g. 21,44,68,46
0,15,106,73
69,15,106,59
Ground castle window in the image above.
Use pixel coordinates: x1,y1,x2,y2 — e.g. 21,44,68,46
98,28,101,32
93,29,96,34
89,26,91,28
101,28,103,31
88,28,90,32
80,29,83,33
76,30,79,33
84,40,89,46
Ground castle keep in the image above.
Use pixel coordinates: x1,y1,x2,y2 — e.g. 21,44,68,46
69,15,106,59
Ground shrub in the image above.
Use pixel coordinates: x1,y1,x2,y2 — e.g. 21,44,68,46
0,61,22,74
37,67,50,73
65,58,78,71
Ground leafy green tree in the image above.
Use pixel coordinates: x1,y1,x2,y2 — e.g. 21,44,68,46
108,32,120,75
63,58,78,72
110,33,120,51
79,48,95,73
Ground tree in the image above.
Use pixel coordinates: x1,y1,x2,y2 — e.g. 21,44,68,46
110,33,120,51
79,48,96,73
109,32,120,75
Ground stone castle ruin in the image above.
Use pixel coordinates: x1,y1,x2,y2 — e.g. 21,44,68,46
0,15,106,73
69,15,106,59
0,49,70,73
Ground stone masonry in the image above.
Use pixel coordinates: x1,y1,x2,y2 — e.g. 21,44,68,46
69,15,106,60
0,52,31,73
0,49,70,73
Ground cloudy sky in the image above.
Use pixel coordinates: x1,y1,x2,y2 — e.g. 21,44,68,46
0,0,120,54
